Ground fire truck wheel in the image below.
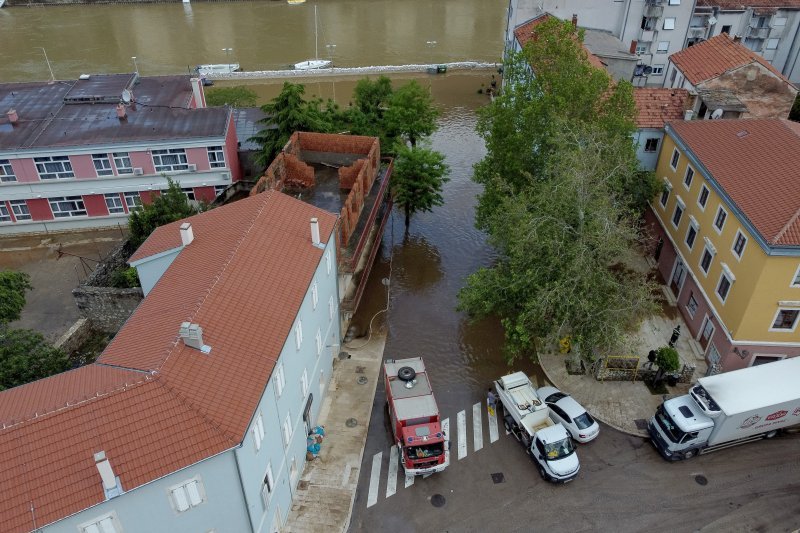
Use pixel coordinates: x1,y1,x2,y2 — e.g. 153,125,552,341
397,366,416,381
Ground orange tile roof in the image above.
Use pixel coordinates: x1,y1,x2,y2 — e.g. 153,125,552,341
634,88,692,128
669,119,800,246
0,190,337,532
513,13,606,71
669,34,791,86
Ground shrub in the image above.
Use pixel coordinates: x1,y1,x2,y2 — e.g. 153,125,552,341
655,346,680,373
110,267,140,289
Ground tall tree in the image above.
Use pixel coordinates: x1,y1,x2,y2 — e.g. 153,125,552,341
0,271,32,324
128,178,199,248
391,145,449,229
385,80,439,148
0,325,70,391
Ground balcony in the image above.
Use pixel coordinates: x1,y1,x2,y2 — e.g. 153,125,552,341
640,29,656,42
747,26,770,39
688,27,707,39
644,4,664,18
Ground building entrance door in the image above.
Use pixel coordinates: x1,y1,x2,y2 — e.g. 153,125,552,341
670,258,686,298
699,316,714,351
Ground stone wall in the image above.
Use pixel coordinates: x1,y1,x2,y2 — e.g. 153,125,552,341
54,318,94,355
594,359,696,383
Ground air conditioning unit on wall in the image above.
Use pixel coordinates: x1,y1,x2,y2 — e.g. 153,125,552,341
187,164,197,172
133,167,143,176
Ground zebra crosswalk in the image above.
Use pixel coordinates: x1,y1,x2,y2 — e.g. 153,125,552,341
365,400,502,508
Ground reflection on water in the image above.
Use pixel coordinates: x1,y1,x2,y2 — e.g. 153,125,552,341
390,234,444,294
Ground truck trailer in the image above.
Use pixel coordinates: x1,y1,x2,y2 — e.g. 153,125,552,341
649,357,800,460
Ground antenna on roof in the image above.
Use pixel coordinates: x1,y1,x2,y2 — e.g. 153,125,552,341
121,89,132,104
710,108,724,120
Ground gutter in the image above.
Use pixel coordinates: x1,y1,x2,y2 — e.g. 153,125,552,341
233,446,257,533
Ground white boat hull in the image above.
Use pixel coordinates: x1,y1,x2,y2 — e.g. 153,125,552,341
294,59,332,70
196,63,241,75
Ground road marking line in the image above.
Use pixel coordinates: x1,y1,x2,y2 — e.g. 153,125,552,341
457,410,467,460
473,402,483,453
386,445,398,498
487,400,499,443
367,452,382,508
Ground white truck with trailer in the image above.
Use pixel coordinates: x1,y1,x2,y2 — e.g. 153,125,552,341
494,372,580,482
648,357,800,460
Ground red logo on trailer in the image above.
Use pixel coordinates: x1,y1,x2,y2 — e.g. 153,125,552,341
793,407,800,417
766,410,788,421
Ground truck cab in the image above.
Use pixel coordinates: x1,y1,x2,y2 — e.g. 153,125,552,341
529,424,580,483
649,396,714,460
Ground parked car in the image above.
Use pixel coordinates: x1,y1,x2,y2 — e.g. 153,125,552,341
537,386,600,443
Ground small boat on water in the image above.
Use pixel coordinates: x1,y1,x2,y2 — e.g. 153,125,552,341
195,63,241,76
294,5,332,70
287,0,306,4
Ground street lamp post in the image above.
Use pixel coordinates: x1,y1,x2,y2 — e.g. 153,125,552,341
326,44,337,101
222,48,233,72
36,47,55,82
131,56,139,75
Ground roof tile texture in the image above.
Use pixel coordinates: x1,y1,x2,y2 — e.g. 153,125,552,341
634,88,692,128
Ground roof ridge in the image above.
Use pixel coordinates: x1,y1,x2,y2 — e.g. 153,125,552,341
772,205,800,244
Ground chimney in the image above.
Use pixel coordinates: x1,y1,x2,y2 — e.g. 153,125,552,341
630,40,638,55
180,222,194,246
684,109,694,120
310,217,322,248
733,35,742,43
572,13,578,28
6,109,18,124
190,77,207,109
116,103,127,120
94,451,121,497
180,322,211,353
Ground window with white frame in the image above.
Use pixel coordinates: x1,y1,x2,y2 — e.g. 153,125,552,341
105,193,124,214
685,222,698,249
714,206,727,232
657,41,670,53
326,251,332,275
635,43,649,55
686,291,698,318
182,187,196,201
700,246,714,274
771,309,799,331
716,270,732,302
124,191,142,211
651,64,664,75
295,321,303,350
663,17,676,30
683,167,694,189
252,412,265,451
668,0,680,4
214,185,227,197
9,200,30,221
0,204,10,223
93,154,114,176
35,156,74,180
275,362,286,397
169,477,205,513
329,294,335,320
301,369,309,397
49,196,86,218
766,38,780,50
207,146,226,168
152,148,189,172
792,265,800,287
732,230,747,259
644,138,659,152
113,152,133,174
261,462,275,507
315,328,322,357
698,184,709,209
670,149,680,170
0,159,16,182
671,198,684,228
312,280,318,309
660,180,671,208
283,411,293,447
79,512,121,533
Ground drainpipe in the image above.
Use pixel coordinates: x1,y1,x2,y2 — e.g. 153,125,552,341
233,447,257,532
784,17,800,80
620,0,633,42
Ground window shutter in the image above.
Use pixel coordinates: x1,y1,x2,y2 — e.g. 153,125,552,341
83,524,101,533
253,426,261,450
99,520,117,533
172,486,190,512
186,480,203,506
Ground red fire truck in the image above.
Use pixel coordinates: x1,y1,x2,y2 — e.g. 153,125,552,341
384,357,449,476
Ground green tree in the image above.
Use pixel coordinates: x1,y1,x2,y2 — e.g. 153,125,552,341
0,271,32,324
391,145,449,229
205,86,258,108
128,178,199,248
385,80,439,148
0,325,71,391
345,76,395,145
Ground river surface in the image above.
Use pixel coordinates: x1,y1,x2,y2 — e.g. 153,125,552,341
0,0,507,82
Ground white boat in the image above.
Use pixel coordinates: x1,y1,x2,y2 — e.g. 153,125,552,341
195,63,241,76
294,5,332,70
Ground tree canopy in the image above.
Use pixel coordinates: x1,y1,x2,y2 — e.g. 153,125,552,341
128,177,199,248
391,145,450,229
385,81,439,148
0,270,32,324
205,85,258,108
0,325,71,391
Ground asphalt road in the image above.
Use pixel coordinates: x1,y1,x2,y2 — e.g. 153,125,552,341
349,394,800,533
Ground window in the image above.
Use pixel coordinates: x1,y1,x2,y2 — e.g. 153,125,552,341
182,187,196,201
152,148,189,172
651,64,664,75
79,512,120,533
773,17,787,27
0,204,10,223
766,38,779,50
283,411,293,447
275,362,286,397
326,251,332,275
0,159,16,182
207,146,226,168
721,25,732,35
252,412,265,451
714,206,727,232
35,156,73,180
792,265,800,287
698,185,709,209
10,200,30,221
657,41,670,53
261,463,275,507
660,186,670,208
671,201,684,228
663,18,676,30
315,328,322,357
642,16,656,30
214,185,227,197
685,224,697,249
312,281,318,309
105,193,124,214
670,149,680,170
644,138,659,152
732,231,747,259
636,43,649,55
124,192,142,211
49,196,86,218
92,154,114,176
771,309,799,331
700,247,714,274
329,294,335,320
683,167,694,189
716,272,732,302
686,292,698,318
169,478,204,512
113,152,133,174
668,0,680,4
301,369,309,397
295,321,303,350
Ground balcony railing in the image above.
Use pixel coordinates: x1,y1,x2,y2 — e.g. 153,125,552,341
747,26,770,39
644,4,664,18
640,29,656,42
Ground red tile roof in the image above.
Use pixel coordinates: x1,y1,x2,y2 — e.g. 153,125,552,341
669,34,791,86
0,191,337,532
669,119,800,246
634,88,692,128
513,13,606,70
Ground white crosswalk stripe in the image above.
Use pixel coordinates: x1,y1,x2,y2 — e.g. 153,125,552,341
457,410,467,460
487,400,499,443
472,402,483,453
386,446,398,498
366,452,382,508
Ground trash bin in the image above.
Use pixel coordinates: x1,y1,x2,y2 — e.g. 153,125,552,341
666,374,678,387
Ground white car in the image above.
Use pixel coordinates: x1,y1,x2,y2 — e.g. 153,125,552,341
537,386,600,443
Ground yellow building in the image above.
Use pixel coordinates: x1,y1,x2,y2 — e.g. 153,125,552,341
646,118,800,372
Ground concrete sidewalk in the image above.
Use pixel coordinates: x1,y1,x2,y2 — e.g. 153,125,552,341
285,332,387,533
